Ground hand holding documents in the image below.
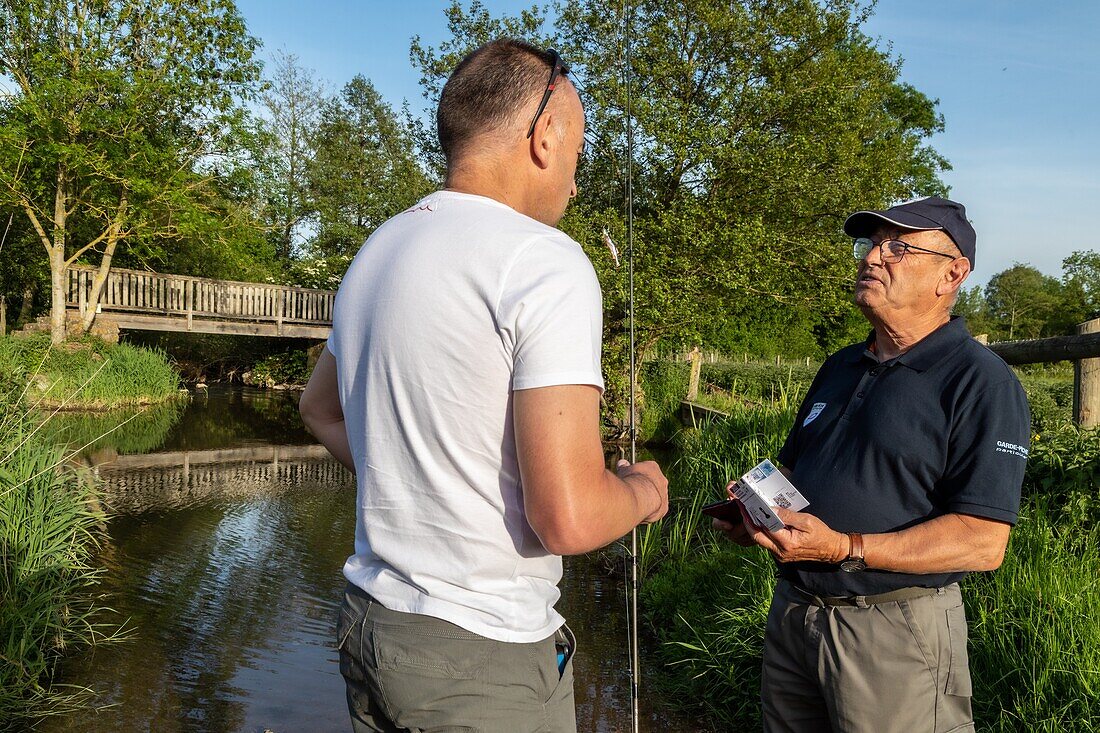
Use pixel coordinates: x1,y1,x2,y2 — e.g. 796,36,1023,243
730,459,809,533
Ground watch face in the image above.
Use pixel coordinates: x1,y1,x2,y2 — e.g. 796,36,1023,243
840,558,867,572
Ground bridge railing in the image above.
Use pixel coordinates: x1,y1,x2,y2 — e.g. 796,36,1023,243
66,265,337,326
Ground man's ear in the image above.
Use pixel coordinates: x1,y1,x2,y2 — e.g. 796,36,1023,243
937,257,971,297
529,112,555,170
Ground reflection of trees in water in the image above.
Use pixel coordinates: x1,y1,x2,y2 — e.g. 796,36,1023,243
41,386,315,458
40,398,188,456
158,386,313,451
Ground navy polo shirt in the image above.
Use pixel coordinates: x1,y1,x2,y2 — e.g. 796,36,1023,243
776,316,1030,597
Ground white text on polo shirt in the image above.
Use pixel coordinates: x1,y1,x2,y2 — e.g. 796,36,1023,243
995,440,1029,459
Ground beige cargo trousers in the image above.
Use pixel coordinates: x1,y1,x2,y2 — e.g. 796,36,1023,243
762,579,975,733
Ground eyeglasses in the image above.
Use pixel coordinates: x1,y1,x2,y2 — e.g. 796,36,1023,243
526,49,564,139
853,237,958,263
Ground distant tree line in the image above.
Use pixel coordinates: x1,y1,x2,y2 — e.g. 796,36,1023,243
955,252,1100,341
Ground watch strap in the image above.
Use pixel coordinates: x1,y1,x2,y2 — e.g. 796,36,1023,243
848,532,864,563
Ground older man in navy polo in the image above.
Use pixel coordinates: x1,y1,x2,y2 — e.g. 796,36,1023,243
717,196,1030,732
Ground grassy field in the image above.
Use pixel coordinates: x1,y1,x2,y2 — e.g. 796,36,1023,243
639,368,1100,730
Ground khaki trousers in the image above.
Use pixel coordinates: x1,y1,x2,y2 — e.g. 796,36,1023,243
336,582,577,733
762,579,975,733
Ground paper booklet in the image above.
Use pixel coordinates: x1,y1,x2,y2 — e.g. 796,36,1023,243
731,459,809,533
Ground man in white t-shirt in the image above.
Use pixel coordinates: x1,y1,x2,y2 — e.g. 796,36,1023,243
299,39,669,733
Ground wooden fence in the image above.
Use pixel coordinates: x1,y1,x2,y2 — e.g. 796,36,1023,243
66,265,336,338
678,318,1100,428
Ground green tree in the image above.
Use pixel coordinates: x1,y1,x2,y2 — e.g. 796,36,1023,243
412,0,949,423
985,264,1063,340
0,0,262,343
0,207,48,331
953,284,995,337
1063,250,1100,321
305,75,431,267
257,51,326,262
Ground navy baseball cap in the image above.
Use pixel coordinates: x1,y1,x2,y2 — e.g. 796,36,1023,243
844,196,976,267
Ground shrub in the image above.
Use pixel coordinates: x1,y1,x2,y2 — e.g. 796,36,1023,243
249,349,311,387
0,334,181,409
1018,374,1074,432
1025,425,1100,528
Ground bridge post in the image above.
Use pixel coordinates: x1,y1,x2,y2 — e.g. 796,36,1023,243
185,280,193,331
277,289,286,336
77,271,87,317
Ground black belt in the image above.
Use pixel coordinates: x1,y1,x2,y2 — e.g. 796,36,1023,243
786,580,942,608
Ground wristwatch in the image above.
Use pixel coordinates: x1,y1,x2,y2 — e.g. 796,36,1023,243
840,532,866,572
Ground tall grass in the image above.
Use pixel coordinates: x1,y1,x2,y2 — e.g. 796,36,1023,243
637,387,799,576
967,499,1100,731
642,386,1100,730
0,340,129,728
1,333,181,409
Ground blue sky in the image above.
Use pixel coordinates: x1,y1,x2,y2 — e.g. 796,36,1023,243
235,0,1100,286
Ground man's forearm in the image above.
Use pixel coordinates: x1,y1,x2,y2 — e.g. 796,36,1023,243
862,512,1010,574
308,418,356,474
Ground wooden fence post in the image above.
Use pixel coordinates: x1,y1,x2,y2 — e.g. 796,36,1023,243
0,296,6,335
78,270,87,317
687,346,702,401
1074,318,1100,428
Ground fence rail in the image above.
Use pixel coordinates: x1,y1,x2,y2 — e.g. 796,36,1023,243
66,265,336,337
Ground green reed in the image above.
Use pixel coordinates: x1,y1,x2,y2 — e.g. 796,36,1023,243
0,342,130,728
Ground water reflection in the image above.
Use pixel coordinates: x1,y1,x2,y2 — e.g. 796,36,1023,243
42,389,702,732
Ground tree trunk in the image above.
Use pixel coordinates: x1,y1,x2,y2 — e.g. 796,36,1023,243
81,238,118,333
79,193,127,334
49,166,69,344
50,246,67,343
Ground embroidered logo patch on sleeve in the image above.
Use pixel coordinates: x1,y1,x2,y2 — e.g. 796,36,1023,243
803,402,827,427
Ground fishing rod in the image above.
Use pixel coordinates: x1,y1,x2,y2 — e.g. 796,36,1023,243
599,6,640,727
624,3,640,730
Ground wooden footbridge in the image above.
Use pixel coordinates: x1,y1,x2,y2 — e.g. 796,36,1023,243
66,265,335,339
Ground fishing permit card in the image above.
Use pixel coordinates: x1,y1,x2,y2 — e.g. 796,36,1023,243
731,459,809,533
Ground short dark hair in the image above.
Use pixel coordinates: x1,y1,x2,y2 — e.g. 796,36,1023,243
437,38,568,167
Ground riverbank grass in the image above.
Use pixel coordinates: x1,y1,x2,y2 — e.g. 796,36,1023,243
0,404,122,728
0,333,182,410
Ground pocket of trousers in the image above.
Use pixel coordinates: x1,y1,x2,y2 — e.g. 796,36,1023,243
944,603,973,697
336,593,371,684
542,625,576,706
374,625,492,680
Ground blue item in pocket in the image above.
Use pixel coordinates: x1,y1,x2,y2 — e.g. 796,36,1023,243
556,639,570,676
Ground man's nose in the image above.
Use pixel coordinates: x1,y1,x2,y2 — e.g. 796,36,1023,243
569,181,578,199
862,242,884,266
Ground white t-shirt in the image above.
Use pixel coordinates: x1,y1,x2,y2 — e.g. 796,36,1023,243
328,190,604,643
